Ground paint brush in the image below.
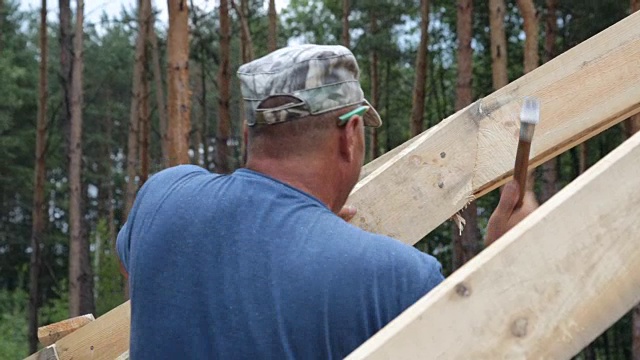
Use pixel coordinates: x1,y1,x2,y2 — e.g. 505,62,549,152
513,97,540,208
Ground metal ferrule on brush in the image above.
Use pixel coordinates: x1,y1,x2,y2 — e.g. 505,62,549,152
519,122,536,142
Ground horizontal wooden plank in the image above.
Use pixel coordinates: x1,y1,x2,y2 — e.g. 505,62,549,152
347,131,640,359
37,314,95,346
348,11,640,245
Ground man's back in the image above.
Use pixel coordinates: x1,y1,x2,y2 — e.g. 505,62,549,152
117,165,443,359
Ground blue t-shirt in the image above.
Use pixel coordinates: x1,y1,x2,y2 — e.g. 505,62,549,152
117,165,444,359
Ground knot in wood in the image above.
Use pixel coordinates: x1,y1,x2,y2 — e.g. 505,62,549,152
455,283,471,297
511,317,528,338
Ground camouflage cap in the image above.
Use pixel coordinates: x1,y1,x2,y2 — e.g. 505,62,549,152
237,44,382,128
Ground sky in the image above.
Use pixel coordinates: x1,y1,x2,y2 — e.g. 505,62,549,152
19,0,290,27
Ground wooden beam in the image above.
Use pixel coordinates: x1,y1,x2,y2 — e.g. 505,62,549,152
25,345,58,360
26,301,131,360
347,131,640,359
348,11,640,245
37,314,95,346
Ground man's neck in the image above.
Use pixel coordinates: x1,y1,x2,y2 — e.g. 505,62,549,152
246,157,345,213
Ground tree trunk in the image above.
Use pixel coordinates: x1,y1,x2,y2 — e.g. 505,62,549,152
59,0,73,155
139,75,151,184
268,0,277,52
200,59,210,170
385,60,392,152
232,0,255,63
539,0,558,204
125,0,149,220
139,0,152,185
342,0,350,47
149,19,168,168
68,0,93,317
232,0,253,167
217,0,232,173
29,0,48,352
489,0,508,90
579,142,588,174
515,0,541,202
105,94,116,244
369,12,379,160
452,0,479,270
634,303,640,360
409,0,429,137
516,0,539,73
167,0,191,166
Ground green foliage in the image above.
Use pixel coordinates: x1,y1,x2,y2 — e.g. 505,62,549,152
94,219,125,317
0,287,29,359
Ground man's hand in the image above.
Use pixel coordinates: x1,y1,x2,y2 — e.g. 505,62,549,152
338,205,357,222
485,181,539,247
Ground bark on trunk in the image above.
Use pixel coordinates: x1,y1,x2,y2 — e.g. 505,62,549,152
268,0,277,52
539,0,558,204
342,0,350,47
516,0,541,204
217,0,232,173
125,0,148,219
452,0,479,270
369,12,379,160
167,0,191,166
139,0,152,185
232,0,255,63
68,0,93,317
516,0,539,73
579,142,588,174
409,0,429,137
59,0,73,155
149,20,168,168
232,0,253,167
489,0,508,90
200,60,210,170
139,74,150,184
29,0,48,352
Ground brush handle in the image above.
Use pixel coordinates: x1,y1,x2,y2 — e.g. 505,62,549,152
513,140,531,208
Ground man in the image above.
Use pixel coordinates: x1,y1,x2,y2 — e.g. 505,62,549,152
117,44,532,359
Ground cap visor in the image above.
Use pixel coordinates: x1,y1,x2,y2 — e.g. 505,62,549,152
362,99,382,128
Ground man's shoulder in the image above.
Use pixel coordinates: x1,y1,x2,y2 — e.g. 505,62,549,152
318,217,442,278
147,165,211,186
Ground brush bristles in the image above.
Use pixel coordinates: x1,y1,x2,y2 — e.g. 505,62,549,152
520,97,540,125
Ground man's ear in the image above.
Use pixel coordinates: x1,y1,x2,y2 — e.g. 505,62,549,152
338,115,361,162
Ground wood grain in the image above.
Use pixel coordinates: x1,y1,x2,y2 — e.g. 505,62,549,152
54,301,130,360
347,131,640,359
37,314,94,346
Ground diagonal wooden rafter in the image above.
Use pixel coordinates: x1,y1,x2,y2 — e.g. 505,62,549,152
349,11,640,245
347,130,640,359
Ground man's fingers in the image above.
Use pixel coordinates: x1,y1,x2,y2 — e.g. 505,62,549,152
496,181,520,214
338,205,357,222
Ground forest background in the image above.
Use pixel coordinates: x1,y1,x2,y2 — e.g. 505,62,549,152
1,0,639,358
